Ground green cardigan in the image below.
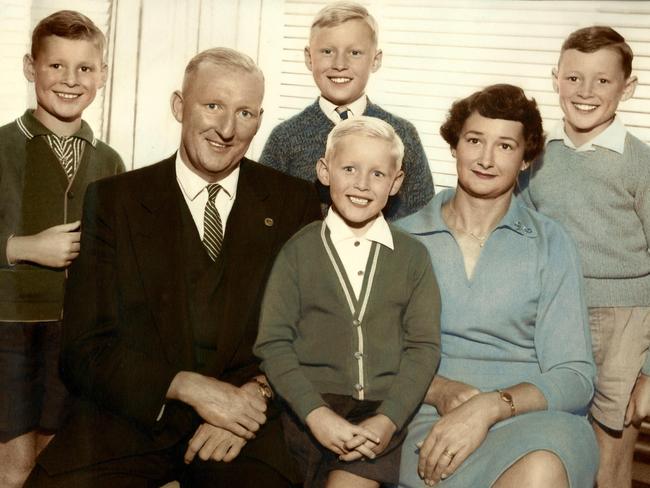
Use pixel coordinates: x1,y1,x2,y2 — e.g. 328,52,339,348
0,110,125,321
255,220,441,429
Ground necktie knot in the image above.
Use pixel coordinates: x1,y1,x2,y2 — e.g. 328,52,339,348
206,183,222,201
336,106,350,120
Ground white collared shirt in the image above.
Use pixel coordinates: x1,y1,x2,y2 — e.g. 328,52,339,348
319,94,368,125
324,208,393,298
549,117,627,154
175,152,239,238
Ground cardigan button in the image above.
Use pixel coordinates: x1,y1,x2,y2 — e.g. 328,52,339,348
353,319,360,327
67,191,75,199
354,383,364,392
354,351,363,359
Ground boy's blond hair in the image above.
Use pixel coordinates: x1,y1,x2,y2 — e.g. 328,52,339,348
310,1,378,46
325,116,404,170
31,10,105,60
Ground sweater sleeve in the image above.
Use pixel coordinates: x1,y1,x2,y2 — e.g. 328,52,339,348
259,125,289,173
254,242,326,422
377,245,441,429
525,223,595,412
390,120,434,220
636,164,650,375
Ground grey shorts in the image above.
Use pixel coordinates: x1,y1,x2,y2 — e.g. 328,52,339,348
589,306,650,431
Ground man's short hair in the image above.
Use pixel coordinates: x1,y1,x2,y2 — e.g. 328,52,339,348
560,26,633,79
31,10,105,60
325,116,404,170
310,1,379,46
183,47,264,92
440,84,545,163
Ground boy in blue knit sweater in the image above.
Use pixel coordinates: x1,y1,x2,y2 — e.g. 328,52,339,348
255,117,440,488
518,26,650,487
259,1,434,220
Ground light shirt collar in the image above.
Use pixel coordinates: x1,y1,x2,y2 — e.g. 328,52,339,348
325,207,394,250
175,151,239,201
319,94,368,124
548,117,627,154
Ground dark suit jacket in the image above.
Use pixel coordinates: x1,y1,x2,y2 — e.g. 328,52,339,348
37,155,321,475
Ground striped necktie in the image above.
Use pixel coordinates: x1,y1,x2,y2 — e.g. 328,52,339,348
336,106,350,120
203,184,224,261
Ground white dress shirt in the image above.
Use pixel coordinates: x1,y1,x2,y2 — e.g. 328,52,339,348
175,152,239,237
319,94,368,125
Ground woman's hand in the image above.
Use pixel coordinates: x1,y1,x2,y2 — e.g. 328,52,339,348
417,392,499,486
425,375,481,415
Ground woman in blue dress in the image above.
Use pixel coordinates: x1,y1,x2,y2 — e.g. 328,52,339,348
397,84,598,488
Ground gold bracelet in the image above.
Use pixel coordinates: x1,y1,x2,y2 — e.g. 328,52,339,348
254,377,273,401
497,389,516,417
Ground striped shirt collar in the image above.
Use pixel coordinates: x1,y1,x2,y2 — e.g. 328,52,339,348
548,117,627,154
16,109,97,147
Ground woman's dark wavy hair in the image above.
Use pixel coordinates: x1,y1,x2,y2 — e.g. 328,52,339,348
440,84,545,163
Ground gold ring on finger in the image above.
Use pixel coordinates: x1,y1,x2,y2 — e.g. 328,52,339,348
442,448,455,458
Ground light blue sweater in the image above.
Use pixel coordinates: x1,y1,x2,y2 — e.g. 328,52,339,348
397,190,595,412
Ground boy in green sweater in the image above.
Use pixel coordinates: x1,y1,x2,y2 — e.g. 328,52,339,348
0,10,124,486
255,116,440,488
519,26,650,487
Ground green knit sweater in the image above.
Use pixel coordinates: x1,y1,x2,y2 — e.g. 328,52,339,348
259,99,434,220
254,220,441,429
0,110,125,321
519,133,650,309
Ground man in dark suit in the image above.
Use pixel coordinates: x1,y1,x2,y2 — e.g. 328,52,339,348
27,47,321,487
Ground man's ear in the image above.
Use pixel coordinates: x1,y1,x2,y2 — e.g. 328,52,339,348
371,49,383,73
316,158,330,186
23,54,36,82
621,75,638,102
551,67,559,94
389,169,405,196
304,46,313,72
171,90,184,123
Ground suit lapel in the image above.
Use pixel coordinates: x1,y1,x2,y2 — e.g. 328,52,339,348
128,157,194,369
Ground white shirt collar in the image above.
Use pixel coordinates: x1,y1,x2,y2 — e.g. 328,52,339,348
319,94,368,124
325,207,394,250
548,117,627,154
175,151,239,201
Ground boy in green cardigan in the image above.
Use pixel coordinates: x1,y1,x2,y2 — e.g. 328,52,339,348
255,116,440,488
0,10,124,486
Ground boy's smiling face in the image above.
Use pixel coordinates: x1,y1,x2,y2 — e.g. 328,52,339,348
553,48,637,147
317,134,403,236
24,35,106,134
305,19,382,106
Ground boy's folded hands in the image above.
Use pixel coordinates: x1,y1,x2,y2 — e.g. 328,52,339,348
306,406,380,457
306,406,397,461
340,413,397,461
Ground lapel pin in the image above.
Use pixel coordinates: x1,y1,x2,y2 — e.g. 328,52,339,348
264,217,274,227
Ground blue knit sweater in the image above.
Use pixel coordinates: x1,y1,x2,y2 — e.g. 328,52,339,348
259,99,434,220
